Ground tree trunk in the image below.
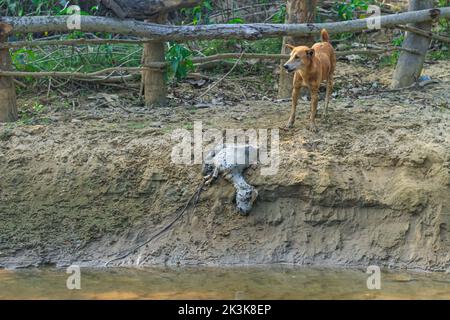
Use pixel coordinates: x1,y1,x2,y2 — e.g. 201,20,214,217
3,8,447,41
0,23,17,123
99,0,202,19
142,15,167,107
391,0,434,88
278,0,317,99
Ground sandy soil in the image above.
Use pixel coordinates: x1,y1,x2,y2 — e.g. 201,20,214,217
0,60,449,270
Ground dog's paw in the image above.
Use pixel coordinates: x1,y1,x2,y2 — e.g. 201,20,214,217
308,122,318,132
283,120,295,130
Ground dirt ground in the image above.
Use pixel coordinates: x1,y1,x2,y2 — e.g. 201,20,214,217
0,59,449,271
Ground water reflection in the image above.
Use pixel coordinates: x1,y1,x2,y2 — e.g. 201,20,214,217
0,266,448,300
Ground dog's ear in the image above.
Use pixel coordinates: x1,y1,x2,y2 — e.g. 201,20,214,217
285,44,295,51
306,49,315,58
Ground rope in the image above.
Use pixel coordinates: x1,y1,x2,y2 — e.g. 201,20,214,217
104,180,205,267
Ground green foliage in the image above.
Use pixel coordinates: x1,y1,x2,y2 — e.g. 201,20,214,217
200,36,281,57
12,48,38,71
165,43,194,80
0,0,55,16
379,35,403,66
391,35,404,47
11,36,144,86
32,102,45,113
332,0,376,40
437,17,449,35
180,0,213,25
249,38,283,54
435,0,449,37
379,51,398,67
4,0,447,90
428,48,450,60
16,100,47,125
57,5,90,16
0,0,98,16
335,0,375,21
272,4,286,24
227,17,245,24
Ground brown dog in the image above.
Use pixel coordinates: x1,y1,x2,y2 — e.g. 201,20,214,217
283,29,336,131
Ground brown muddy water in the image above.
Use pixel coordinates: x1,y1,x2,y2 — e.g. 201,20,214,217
0,267,449,300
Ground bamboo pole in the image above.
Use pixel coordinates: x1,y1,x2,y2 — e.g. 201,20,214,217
0,23,17,123
142,14,167,107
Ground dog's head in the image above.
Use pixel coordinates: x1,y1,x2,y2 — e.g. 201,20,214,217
283,45,315,73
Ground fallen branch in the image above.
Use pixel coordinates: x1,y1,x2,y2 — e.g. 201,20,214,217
395,24,450,44
198,51,246,99
13,78,27,88
0,38,152,49
99,0,202,20
208,2,281,20
0,47,420,81
191,47,420,64
192,53,290,63
1,8,448,41
195,60,239,71
0,67,151,79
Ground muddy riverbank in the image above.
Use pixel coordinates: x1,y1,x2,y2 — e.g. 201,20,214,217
0,61,449,270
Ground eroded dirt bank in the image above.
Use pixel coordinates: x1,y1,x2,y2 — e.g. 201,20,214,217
0,61,449,270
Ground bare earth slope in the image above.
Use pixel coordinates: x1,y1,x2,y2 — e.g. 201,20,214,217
0,61,449,270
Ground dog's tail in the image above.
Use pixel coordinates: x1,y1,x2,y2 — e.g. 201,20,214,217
321,29,330,42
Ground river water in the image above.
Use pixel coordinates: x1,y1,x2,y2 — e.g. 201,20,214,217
0,266,449,300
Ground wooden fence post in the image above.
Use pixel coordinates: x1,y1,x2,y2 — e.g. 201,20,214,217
141,14,167,108
0,23,17,123
391,0,436,88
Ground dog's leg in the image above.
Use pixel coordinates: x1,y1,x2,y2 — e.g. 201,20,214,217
286,85,301,128
325,75,334,119
309,87,319,132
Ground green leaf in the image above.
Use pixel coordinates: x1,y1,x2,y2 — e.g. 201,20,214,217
203,1,213,11
228,18,245,24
